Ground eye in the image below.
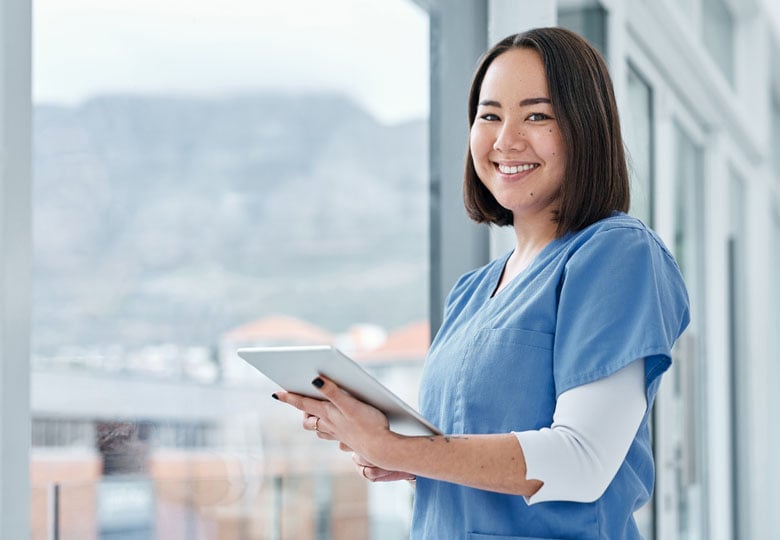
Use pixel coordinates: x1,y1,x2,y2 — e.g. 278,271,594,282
478,113,500,121
527,112,553,122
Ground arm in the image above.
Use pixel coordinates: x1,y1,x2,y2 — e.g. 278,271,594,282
276,376,541,496
516,358,646,503
275,359,645,499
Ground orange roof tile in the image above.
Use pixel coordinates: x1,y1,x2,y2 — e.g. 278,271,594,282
354,320,430,364
223,315,334,345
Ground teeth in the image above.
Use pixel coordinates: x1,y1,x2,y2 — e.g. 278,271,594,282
498,163,538,174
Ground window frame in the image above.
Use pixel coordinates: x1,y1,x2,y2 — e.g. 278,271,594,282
0,0,32,537
625,28,718,540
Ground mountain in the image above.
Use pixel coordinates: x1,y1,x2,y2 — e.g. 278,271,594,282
32,92,429,354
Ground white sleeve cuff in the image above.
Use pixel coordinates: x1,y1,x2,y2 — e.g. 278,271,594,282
513,359,647,505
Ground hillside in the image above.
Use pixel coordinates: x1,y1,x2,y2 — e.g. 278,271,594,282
32,92,429,354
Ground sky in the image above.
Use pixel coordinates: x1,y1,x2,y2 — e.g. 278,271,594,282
32,0,780,124
767,0,780,33
32,0,430,124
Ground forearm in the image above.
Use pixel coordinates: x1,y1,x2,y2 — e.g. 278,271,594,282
367,432,543,496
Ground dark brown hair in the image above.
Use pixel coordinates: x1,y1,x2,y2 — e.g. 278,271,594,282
463,27,629,235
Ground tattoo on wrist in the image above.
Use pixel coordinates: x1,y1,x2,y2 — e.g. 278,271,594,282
426,435,469,443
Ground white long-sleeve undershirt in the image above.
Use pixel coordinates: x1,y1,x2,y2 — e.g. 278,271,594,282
513,358,647,505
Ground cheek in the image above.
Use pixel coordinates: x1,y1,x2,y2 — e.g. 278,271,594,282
469,126,492,161
468,129,480,158
542,132,565,164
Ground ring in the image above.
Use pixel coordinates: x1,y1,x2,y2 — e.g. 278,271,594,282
361,465,369,480
313,417,320,432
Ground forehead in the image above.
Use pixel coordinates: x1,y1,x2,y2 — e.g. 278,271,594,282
479,48,549,99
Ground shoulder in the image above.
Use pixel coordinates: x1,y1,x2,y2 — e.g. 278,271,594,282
557,212,689,324
553,214,690,394
563,213,677,267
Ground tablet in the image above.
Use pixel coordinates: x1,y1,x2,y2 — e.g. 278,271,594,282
237,345,441,436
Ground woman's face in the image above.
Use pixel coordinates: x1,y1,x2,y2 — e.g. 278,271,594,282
469,48,565,223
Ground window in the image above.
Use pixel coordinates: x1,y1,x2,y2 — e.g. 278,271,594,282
557,2,608,58
728,171,749,540
670,122,708,539
702,0,736,85
621,65,656,538
772,94,780,179
625,66,654,225
770,205,780,535
32,1,429,537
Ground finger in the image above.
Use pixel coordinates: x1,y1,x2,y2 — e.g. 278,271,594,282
274,390,329,417
302,415,319,432
311,376,390,433
315,430,338,441
310,375,355,413
374,471,417,483
359,466,415,483
359,464,374,482
351,452,376,468
302,415,337,440
338,442,353,453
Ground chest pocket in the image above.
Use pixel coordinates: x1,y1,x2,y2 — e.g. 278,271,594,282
457,328,556,433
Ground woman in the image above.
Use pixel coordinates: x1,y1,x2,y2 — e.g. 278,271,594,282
275,27,689,539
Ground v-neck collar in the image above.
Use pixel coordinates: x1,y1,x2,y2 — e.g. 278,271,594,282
488,234,569,300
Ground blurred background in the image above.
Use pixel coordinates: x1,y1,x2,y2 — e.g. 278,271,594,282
0,0,778,538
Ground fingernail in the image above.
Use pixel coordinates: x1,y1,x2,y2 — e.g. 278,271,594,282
312,377,324,388
271,393,279,400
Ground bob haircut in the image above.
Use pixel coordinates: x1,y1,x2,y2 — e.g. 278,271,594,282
463,27,630,236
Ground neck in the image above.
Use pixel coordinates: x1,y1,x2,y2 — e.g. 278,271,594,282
492,220,557,296
510,218,558,267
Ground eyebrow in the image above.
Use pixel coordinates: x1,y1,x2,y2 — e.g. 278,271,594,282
478,97,552,107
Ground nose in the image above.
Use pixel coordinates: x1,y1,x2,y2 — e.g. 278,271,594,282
493,120,527,153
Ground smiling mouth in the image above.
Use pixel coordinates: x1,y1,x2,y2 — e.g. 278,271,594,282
497,163,539,174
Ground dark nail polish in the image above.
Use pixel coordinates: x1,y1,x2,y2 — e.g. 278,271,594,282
271,393,279,400
312,377,324,388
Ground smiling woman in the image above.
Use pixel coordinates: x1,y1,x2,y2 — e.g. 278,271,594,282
273,27,689,540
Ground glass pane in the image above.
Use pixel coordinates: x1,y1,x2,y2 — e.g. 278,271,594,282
702,0,736,85
677,0,696,19
771,206,780,535
557,3,608,59
728,171,749,540
31,1,429,538
671,122,708,540
772,96,780,178
622,64,655,539
625,66,654,225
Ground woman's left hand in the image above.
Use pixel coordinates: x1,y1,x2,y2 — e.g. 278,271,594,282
351,452,416,483
273,375,393,465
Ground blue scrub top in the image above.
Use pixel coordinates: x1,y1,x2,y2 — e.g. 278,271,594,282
412,213,690,540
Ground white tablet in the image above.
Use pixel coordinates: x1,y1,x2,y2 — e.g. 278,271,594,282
237,345,441,436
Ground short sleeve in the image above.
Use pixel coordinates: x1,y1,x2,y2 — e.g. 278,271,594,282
553,225,690,398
